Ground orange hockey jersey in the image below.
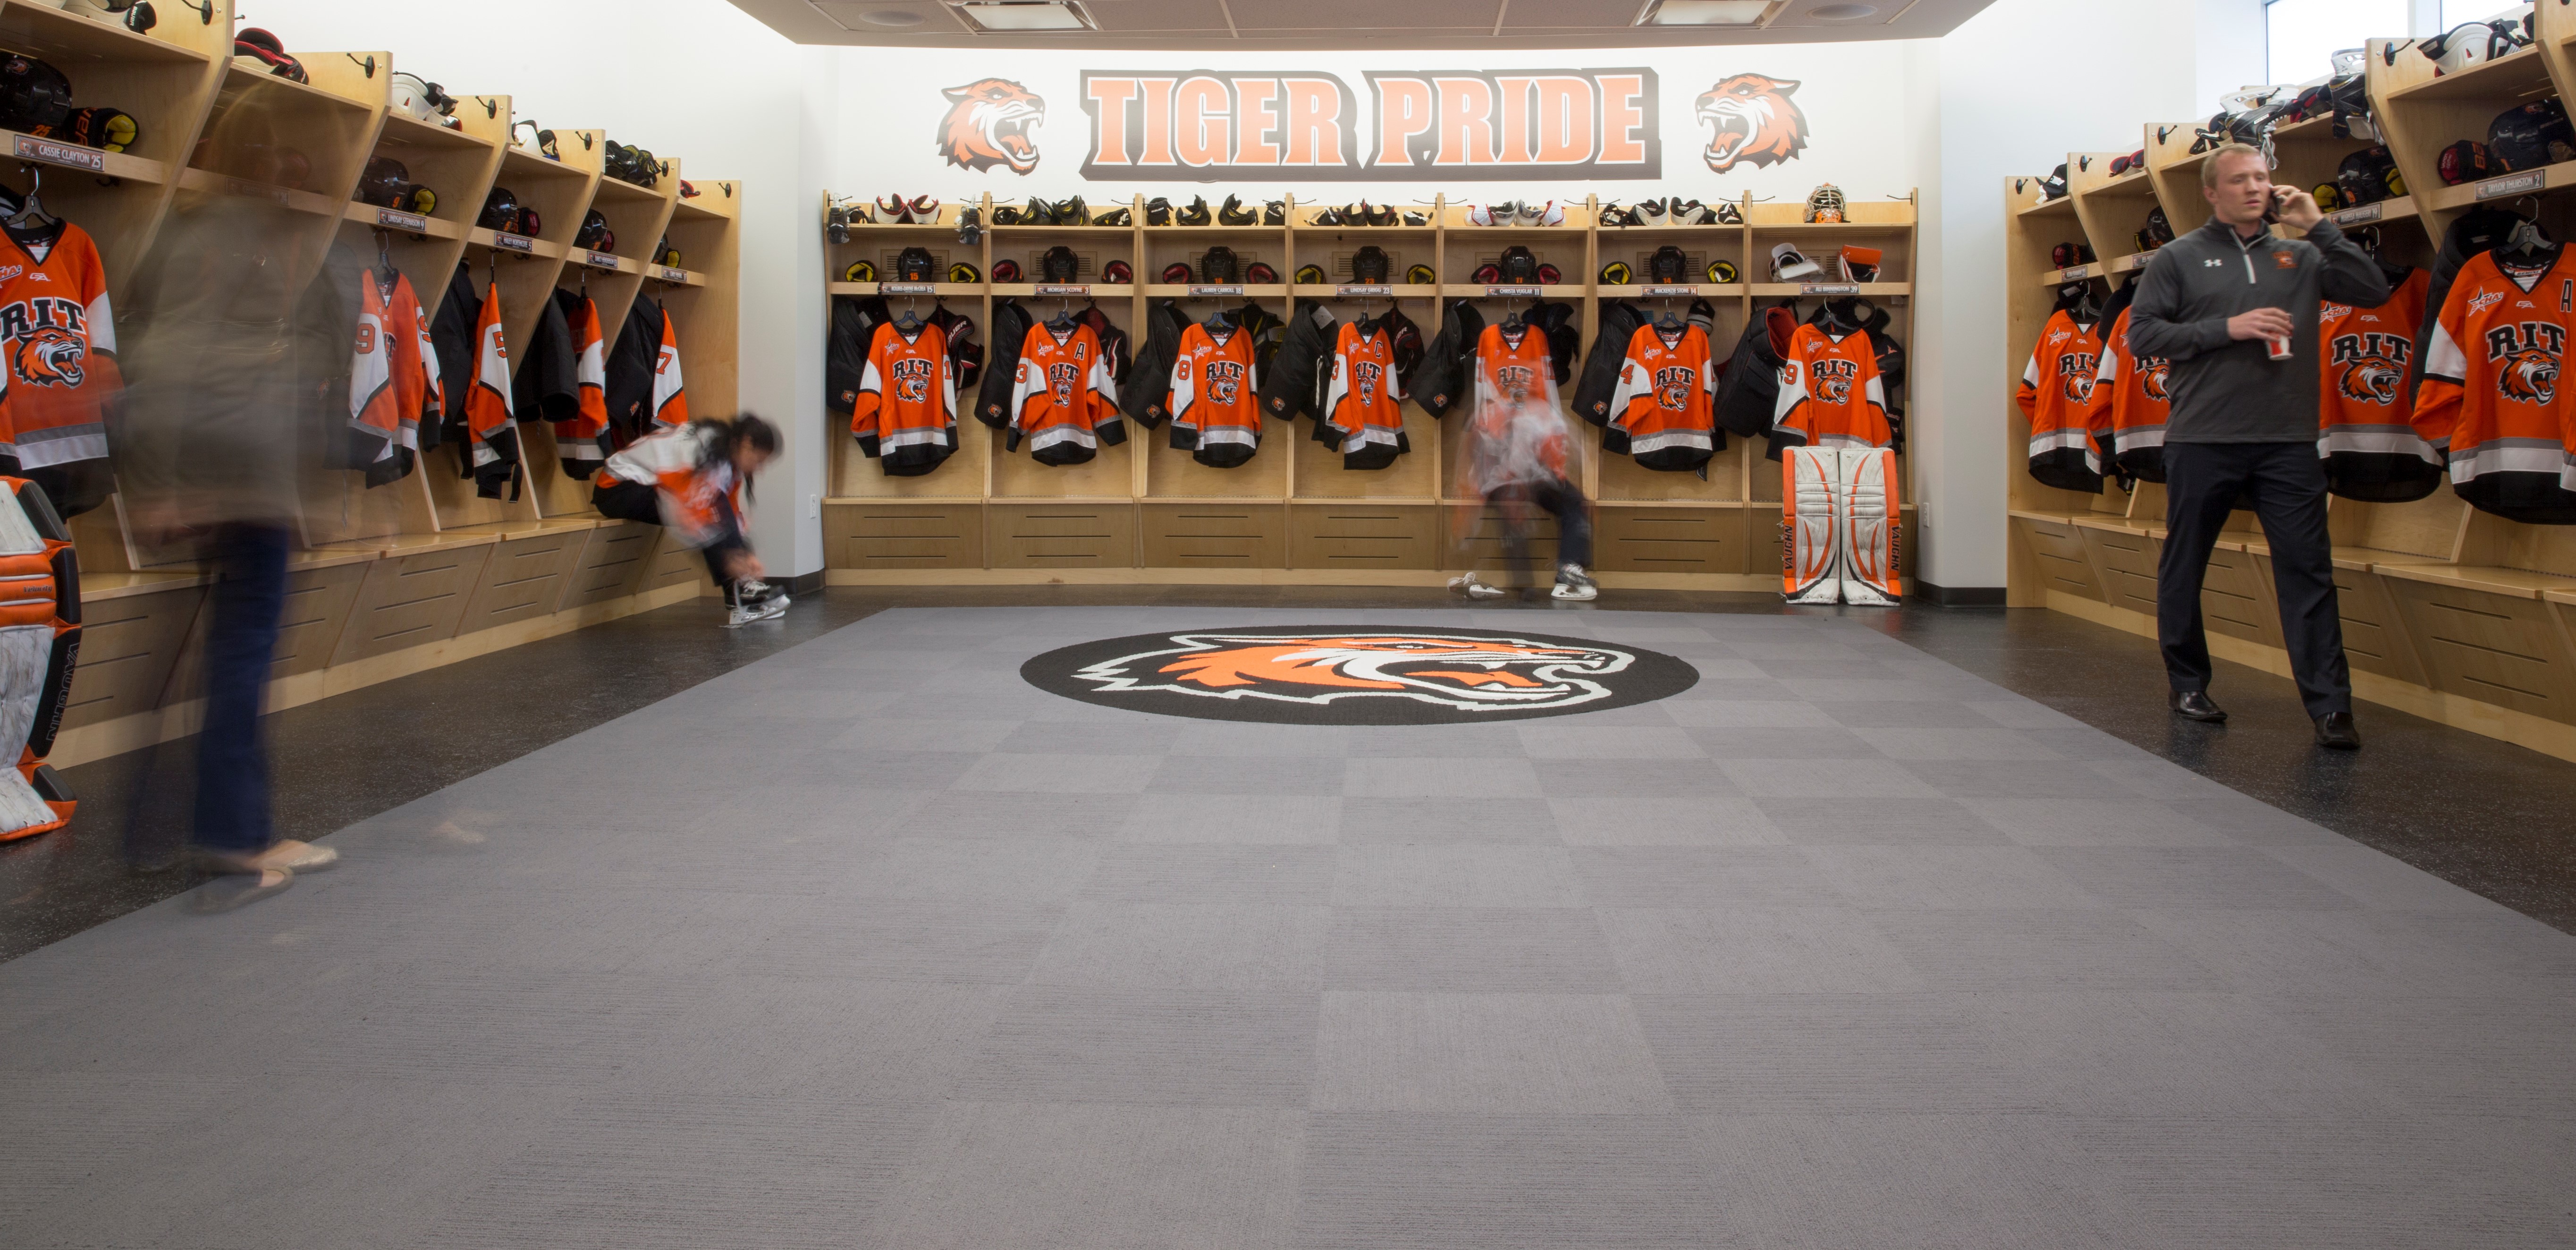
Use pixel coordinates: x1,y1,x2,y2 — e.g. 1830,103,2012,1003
851,321,959,476
554,295,610,479
1168,321,1260,468
1604,322,1719,471
1319,320,1408,470
464,280,518,499
1008,321,1123,465
348,270,440,485
650,306,688,431
2415,248,2576,522
1459,323,1572,494
2017,310,2104,492
1774,323,1892,453
0,223,117,474
2086,307,2170,484
2317,266,2438,502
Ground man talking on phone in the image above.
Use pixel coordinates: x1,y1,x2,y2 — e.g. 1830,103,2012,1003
2128,142,2387,749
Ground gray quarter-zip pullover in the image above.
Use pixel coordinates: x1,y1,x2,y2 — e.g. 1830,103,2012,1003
2127,214,2390,442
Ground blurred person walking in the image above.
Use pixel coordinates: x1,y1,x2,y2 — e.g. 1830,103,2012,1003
1448,318,1597,601
590,414,785,626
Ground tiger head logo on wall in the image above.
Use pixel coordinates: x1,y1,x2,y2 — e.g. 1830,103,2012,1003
937,78,1046,174
1697,74,1810,173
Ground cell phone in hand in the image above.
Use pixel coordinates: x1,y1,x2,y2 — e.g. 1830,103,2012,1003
2262,186,2289,225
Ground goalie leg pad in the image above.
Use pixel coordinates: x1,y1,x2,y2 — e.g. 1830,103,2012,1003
1838,446,1901,605
1782,446,1841,604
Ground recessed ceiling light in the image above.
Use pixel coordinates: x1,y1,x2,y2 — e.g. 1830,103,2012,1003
1808,2,1877,17
947,0,1098,32
1633,0,1774,26
859,8,927,25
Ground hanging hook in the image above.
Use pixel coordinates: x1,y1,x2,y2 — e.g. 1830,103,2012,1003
344,53,376,78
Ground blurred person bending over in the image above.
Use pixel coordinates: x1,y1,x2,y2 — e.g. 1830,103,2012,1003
1448,320,1598,602
591,415,785,626
2128,143,2386,750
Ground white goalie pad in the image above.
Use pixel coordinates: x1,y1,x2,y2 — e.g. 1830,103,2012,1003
1839,446,1901,605
1782,446,1841,604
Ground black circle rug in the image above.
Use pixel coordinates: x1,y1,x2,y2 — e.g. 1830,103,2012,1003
1022,626,1700,725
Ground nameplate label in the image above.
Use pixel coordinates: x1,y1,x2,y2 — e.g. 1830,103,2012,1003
659,266,689,283
1800,283,1861,295
375,208,428,232
1641,284,1698,296
881,282,934,295
1337,284,1392,296
1485,285,1543,297
587,250,622,270
1035,284,1090,296
2059,265,2089,280
1187,284,1244,296
490,232,533,253
2477,171,2546,200
2330,201,2385,226
14,136,102,173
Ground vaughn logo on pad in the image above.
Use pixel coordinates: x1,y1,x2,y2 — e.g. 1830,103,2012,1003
1023,628,1698,724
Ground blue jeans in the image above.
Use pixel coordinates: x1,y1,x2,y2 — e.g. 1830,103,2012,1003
193,524,289,853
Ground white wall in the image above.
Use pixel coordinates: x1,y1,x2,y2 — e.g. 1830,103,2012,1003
232,0,829,577
1912,0,2262,591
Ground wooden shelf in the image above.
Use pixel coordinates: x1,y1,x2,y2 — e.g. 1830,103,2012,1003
671,189,734,222
1144,284,1286,298
2016,194,2078,218
173,165,344,218
1292,284,1441,298
0,0,210,66
465,226,564,259
376,111,489,152
1439,283,1580,298
0,127,168,183
829,281,985,297
1749,283,1913,298
2322,197,2421,229
2089,169,2156,196
2424,159,2576,211
2385,44,2554,102
589,176,662,205
342,199,467,239
216,59,375,114
1598,284,1747,298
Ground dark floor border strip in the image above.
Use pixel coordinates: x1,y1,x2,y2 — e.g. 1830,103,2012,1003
1913,582,2008,607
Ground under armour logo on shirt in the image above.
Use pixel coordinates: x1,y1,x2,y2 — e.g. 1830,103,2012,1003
2204,259,2225,268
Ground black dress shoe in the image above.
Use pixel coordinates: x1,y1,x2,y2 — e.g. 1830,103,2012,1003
2314,712,2361,750
2170,690,2228,722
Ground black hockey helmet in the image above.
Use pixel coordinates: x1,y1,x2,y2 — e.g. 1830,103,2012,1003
1350,245,1391,284
2438,139,2494,187
574,208,613,251
479,186,524,233
1040,245,1081,283
1497,245,1539,283
894,246,937,282
356,156,413,209
0,55,73,135
1199,245,1239,283
2489,99,2576,173
1646,244,1688,283
2335,147,2400,206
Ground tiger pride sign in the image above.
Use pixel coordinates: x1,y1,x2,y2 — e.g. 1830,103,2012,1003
1074,68,1662,182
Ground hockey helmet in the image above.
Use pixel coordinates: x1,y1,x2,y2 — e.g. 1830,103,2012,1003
989,204,1022,226
65,107,137,153
388,72,453,125
1143,196,1173,226
1244,261,1279,285
1536,264,1562,285
604,140,658,188
894,246,938,283
1470,263,1503,284
1263,200,1286,225
1497,245,1539,283
574,209,614,251
1599,261,1634,286
356,156,414,209
2488,99,2576,173
1804,183,1847,224
0,56,73,135
1708,258,1740,284
478,186,525,233
1293,264,1326,285
1101,259,1133,284
2051,242,2083,270
844,258,878,282
2311,183,2341,211
655,236,682,268
2438,139,2494,186
1405,264,1437,286
2039,162,2069,200
1350,245,1391,284
2334,148,2398,207
1159,261,1193,284
1646,244,1689,284
946,261,979,283
1199,245,1240,284
1840,246,1883,283
1041,245,1081,282
2141,205,2175,249
231,28,306,84
991,258,1023,283
1771,242,1820,282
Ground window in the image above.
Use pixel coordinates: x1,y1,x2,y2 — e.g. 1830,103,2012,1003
2267,0,2408,84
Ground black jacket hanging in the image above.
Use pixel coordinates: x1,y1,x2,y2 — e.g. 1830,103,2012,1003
826,293,892,418
603,300,661,446
427,261,481,453
1573,301,1649,426
514,290,579,425
1123,300,1191,428
1411,299,1486,420
975,298,1035,428
1258,303,1338,423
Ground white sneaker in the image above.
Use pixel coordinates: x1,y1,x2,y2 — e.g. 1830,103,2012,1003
724,596,789,628
1448,573,1507,600
1552,564,1598,601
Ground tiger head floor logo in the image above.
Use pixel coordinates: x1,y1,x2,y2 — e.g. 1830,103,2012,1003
1024,627,1700,725
1697,74,1809,174
939,78,1044,175
2498,347,2558,404
12,326,84,388
2338,360,2404,405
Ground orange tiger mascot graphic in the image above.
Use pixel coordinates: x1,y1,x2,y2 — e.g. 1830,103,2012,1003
1071,632,1636,711
2338,359,2405,406
1697,74,1809,174
12,325,85,389
937,78,1044,175
2498,347,2559,405
2140,359,2172,403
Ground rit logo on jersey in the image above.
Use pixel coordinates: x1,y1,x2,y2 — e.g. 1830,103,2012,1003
1653,364,1697,410
1205,358,1246,406
2484,321,2564,405
1047,360,1079,404
1811,357,1859,405
2330,332,2413,407
1495,364,1536,400
3,298,88,390
2055,349,2098,405
1352,360,1384,407
890,355,935,403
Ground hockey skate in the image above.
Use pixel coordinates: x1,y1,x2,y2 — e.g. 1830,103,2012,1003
1447,573,1507,600
723,579,790,627
1552,563,1598,601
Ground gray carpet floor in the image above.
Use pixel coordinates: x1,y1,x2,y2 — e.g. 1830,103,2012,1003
3,606,2572,1249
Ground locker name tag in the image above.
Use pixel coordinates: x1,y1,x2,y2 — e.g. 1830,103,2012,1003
1800,283,1861,295
1188,284,1244,296
13,136,102,173
1641,284,1697,296
1337,284,1392,296
490,232,533,253
2330,202,2384,226
375,208,428,232
2476,171,2546,200
587,250,622,270
881,281,935,294
1035,284,1090,296
658,266,689,283
1485,285,1543,296
2058,265,2089,280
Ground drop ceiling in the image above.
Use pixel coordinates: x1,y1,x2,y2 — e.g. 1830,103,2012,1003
728,0,1994,51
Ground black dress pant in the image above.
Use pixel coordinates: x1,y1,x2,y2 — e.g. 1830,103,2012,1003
2156,441,2352,718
